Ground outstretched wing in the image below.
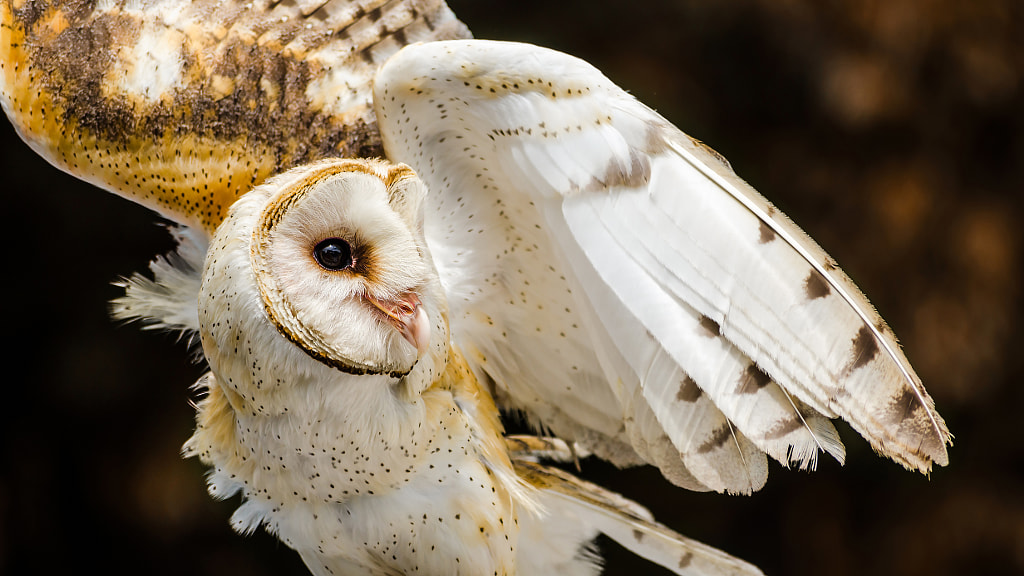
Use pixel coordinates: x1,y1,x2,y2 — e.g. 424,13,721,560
374,40,950,494
0,0,468,235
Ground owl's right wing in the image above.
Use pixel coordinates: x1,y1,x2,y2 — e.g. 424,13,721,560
0,0,468,235
374,40,950,494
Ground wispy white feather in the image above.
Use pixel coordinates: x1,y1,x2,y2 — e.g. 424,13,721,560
109,226,207,336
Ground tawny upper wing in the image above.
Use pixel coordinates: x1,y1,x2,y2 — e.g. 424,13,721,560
0,0,468,235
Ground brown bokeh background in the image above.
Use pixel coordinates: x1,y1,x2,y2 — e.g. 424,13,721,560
2,1,1022,574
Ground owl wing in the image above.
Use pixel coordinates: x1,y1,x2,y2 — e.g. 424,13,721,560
373,40,950,494
0,0,468,235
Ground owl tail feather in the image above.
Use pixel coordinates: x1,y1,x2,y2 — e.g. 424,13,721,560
514,459,764,576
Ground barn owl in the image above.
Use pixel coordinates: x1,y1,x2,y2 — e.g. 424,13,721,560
0,0,950,575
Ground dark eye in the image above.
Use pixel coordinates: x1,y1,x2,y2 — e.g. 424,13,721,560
313,238,353,271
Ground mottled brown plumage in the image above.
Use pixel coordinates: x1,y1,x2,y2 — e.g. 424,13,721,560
0,0,467,233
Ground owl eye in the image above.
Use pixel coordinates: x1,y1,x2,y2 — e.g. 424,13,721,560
313,238,354,270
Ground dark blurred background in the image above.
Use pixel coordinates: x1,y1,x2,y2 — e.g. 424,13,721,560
2,0,1022,574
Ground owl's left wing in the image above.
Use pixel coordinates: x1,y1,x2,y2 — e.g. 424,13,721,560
374,40,950,494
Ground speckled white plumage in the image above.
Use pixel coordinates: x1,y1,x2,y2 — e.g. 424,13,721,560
184,160,525,576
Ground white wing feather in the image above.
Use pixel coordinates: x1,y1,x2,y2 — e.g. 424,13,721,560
548,205,767,493
373,40,950,486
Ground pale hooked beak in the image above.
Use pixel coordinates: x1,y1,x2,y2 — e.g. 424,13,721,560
366,292,431,358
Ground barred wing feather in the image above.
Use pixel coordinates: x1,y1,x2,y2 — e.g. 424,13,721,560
373,40,950,491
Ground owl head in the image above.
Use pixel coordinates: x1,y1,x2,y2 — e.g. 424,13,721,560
198,159,450,410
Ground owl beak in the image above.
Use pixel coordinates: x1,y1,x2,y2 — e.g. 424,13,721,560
367,292,431,358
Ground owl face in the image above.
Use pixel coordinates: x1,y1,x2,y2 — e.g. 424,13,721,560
201,159,444,393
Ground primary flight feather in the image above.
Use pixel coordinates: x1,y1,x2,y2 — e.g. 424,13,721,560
1,0,949,573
